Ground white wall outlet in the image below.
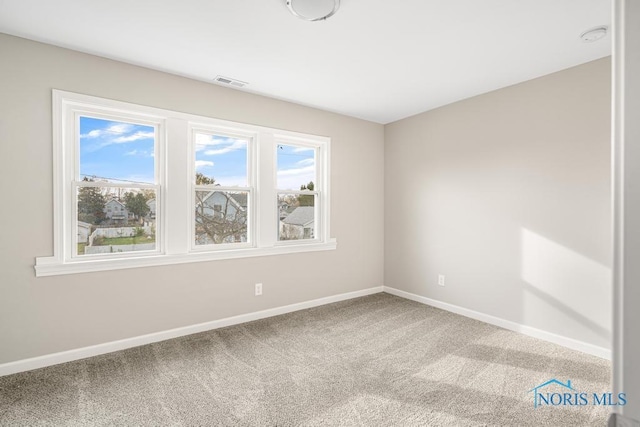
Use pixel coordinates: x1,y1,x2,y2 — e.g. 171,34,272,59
438,275,445,286
255,283,263,296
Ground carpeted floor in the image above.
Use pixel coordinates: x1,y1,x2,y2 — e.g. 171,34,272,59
0,293,611,426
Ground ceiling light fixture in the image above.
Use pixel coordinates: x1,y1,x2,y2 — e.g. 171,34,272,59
286,0,340,21
580,26,608,43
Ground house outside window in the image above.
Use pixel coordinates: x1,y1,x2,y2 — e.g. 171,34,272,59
192,129,252,250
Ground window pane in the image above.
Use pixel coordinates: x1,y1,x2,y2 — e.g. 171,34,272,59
277,144,316,191
195,133,248,186
278,194,315,241
195,190,248,245
77,186,157,255
80,117,155,184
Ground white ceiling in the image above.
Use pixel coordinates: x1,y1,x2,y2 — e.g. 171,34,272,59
0,0,611,124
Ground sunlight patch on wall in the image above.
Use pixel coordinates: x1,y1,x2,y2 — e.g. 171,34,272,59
521,228,611,340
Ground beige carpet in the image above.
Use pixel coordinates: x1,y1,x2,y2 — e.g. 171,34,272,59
0,293,611,426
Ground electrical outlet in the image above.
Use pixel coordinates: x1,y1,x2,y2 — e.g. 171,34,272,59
255,283,263,296
438,275,445,286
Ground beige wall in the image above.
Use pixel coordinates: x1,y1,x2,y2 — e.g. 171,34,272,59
0,34,385,364
385,58,612,350
0,32,613,366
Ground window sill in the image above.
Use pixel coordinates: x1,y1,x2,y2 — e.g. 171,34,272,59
34,239,337,277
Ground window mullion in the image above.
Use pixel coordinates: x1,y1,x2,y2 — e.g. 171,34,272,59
165,117,189,255
258,133,277,247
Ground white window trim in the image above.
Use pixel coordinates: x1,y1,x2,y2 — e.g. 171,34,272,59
188,124,257,252
275,138,325,245
35,90,335,277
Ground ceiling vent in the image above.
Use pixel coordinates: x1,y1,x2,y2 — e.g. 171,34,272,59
214,75,248,88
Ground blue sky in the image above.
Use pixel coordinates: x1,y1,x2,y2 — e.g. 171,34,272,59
195,133,248,186
195,134,316,190
80,117,155,184
80,118,315,189
277,144,316,190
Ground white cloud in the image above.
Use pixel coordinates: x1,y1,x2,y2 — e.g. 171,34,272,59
195,134,245,152
203,139,247,156
109,123,135,134
83,129,102,138
81,123,135,139
194,134,214,151
292,147,315,153
81,122,154,152
124,149,154,157
195,160,214,170
277,165,315,177
277,165,316,190
112,131,155,143
296,158,315,166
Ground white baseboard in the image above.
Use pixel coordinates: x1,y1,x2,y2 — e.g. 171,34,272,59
383,286,611,360
1,285,610,377
0,286,384,377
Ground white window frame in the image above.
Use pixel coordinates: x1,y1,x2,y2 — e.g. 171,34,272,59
188,124,256,252
275,138,324,245
71,110,163,261
35,90,335,277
